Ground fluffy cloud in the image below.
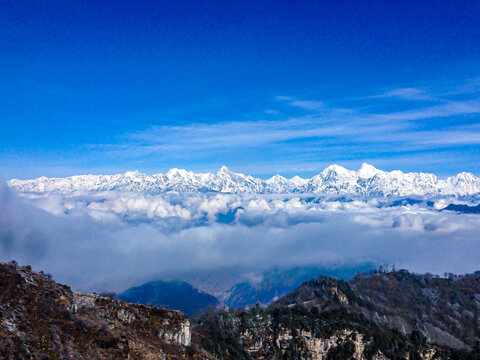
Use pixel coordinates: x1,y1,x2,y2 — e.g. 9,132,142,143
1,180,480,294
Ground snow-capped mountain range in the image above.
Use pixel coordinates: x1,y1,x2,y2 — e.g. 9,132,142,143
7,164,480,198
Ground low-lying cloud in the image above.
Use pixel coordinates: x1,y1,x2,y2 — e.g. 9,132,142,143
1,179,480,294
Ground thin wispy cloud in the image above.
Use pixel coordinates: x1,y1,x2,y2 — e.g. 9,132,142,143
276,96,326,111
3,79,479,178
118,99,480,152
81,80,480,177
371,87,437,101
377,100,480,122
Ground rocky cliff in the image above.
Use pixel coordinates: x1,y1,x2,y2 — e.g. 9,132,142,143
0,261,212,360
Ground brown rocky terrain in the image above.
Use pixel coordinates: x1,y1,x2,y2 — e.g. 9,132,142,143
0,261,213,360
2,261,480,360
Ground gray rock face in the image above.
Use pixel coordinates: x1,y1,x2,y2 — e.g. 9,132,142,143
73,291,192,347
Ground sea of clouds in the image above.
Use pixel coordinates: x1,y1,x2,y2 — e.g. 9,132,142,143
1,178,480,293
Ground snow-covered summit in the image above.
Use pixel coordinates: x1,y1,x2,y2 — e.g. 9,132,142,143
358,163,383,178
7,164,480,198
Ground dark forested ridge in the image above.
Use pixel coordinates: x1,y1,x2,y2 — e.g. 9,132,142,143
271,270,480,349
193,270,480,360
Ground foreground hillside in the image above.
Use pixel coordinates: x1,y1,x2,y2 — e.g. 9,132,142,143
2,261,480,359
0,261,212,360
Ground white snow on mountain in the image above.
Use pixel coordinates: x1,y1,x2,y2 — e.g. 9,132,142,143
7,164,480,198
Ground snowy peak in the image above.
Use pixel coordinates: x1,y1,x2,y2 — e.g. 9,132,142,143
266,174,288,183
357,163,382,178
322,164,351,175
124,170,142,177
290,175,308,186
217,165,232,174
7,165,480,198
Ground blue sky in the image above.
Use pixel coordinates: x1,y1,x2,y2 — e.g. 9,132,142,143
1,0,480,179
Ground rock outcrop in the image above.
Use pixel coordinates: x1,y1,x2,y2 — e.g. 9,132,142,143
0,261,212,360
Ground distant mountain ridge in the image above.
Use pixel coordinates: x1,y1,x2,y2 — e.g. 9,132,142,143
221,266,372,308
116,280,219,317
442,203,480,214
8,164,480,198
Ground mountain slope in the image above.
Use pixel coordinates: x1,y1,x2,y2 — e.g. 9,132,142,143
349,270,480,350
274,270,480,350
2,260,479,360
0,261,212,360
117,280,219,317
194,270,480,360
8,163,480,198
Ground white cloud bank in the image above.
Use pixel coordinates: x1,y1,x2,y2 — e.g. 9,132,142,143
1,180,480,294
